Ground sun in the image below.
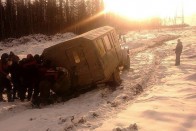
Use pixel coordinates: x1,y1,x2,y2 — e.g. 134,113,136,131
104,0,196,20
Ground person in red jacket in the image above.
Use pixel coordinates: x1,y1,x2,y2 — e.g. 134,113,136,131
0,53,13,102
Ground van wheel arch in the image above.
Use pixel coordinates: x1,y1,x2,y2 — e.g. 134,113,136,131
108,68,122,86
123,55,130,69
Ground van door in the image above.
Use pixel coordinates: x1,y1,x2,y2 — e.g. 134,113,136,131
66,46,93,87
82,43,104,81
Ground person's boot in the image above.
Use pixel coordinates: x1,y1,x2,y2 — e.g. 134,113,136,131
13,93,19,99
7,92,14,102
0,93,6,102
20,93,25,102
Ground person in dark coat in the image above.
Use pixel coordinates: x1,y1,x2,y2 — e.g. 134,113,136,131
9,52,21,100
0,53,13,102
31,54,42,105
32,60,56,106
22,54,37,101
18,58,27,101
175,39,183,66
34,54,43,65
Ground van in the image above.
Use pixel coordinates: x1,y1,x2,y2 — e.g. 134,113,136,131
41,26,130,96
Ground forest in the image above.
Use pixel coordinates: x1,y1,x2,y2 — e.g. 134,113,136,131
0,0,162,41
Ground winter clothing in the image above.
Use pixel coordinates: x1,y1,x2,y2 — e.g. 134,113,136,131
22,55,38,101
175,39,183,66
0,59,12,102
9,52,21,99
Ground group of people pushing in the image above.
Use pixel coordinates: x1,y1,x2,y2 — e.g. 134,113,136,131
0,52,59,104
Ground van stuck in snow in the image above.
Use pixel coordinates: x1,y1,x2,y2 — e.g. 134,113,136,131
41,26,130,98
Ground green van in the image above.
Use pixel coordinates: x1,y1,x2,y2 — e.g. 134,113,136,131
41,26,130,96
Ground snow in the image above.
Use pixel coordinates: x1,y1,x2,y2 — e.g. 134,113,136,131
0,33,76,58
96,28,196,131
0,27,195,131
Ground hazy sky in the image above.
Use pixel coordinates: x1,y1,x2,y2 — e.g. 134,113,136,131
104,0,196,17
104,0,196,25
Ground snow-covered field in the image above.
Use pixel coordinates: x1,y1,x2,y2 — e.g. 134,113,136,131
97,28,196,131
0,33,76,58
0,27,195,131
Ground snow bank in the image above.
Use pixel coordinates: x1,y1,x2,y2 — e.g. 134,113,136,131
0,33,76,58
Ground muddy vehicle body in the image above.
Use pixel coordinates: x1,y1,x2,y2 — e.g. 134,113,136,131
41,26,130,96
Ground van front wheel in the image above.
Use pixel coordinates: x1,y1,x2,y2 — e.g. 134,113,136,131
124,55,130,69
109,69,122,86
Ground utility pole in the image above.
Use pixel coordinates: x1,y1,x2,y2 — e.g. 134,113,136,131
181,0,184,24
174,0,184,25
162,0,184,26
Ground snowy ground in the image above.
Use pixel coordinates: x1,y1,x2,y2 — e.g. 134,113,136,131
96,29,196,131
0,27,195,131
0,33,76,58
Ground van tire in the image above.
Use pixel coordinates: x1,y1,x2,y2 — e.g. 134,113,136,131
124,55,130,69
108,68,121,86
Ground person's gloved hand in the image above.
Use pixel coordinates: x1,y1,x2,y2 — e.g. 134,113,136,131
6,75,11,80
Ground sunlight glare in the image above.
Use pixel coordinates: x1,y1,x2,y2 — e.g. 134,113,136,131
104,0,196,20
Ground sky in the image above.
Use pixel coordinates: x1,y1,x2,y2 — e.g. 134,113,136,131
104,0,196,25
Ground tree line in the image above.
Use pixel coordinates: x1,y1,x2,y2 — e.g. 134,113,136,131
0,0,105,41
0,0,164,41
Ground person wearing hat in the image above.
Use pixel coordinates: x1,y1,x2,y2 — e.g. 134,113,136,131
0,53,13,102
175,39,183,66
9,51,21,100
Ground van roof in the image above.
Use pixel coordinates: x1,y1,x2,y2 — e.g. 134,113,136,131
80,26,114,40
44,26,115,51
70,26,114,41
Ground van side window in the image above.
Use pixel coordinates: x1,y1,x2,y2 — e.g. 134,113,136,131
96,39,106,56
73,51,80,63
111,32,118,46
103,35,112,50
108,34,115,47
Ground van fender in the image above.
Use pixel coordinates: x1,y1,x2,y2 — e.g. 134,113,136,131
121,48,130,69
108,68,122,86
